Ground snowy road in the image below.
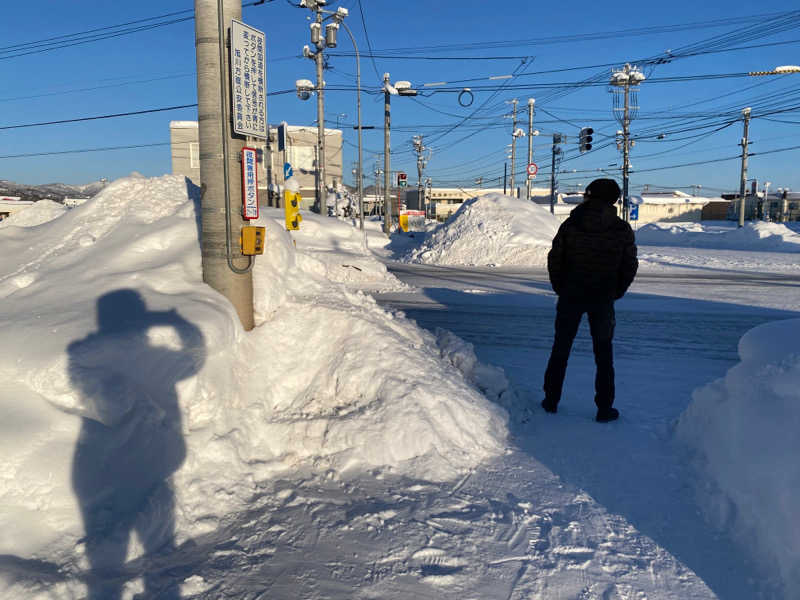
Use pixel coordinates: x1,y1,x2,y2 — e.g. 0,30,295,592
373,260,800,599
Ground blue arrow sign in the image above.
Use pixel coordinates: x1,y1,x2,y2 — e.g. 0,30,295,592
284,163,293,180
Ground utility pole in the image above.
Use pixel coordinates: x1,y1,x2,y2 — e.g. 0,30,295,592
312,9,327,212
413,135,429,216
738,107,752,228
195,0,254,330
621,87,631,222
550,133,562,215
525,98,535,201
503,162,507,194
611,63,645,222
383,73,392,234
508,99,518,196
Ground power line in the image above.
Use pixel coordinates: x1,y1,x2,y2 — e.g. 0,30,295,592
355,0,381,82
0,143,170,160
0,1,271,61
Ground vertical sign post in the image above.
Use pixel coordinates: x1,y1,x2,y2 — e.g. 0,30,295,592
230,19,267,139
242,147,259,219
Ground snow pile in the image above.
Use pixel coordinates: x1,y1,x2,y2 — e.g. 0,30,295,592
0,198,66,228
636,221,800,252
0,174,508,577
403,193,559,266
677,318,800,594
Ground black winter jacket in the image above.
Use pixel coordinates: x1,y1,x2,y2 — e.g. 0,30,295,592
547,198,638,301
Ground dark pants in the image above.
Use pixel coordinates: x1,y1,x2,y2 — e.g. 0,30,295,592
543,297,616,409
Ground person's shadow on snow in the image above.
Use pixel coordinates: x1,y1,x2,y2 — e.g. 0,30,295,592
68,289,205,599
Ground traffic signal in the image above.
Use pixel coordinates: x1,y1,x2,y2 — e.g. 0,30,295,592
397,172,407,187
579,127,594,153
284,190,303,230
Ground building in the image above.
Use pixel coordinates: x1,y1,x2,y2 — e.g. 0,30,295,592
726,190,800,222
630,191,727,224
403,186,552,222
0,197,31,221
169,121,343,211
556,191,729,225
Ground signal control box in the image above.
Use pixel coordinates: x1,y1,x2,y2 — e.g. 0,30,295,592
240,226,266,255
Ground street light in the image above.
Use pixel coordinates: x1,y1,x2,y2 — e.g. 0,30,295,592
382,73,417,235
332,15,366,235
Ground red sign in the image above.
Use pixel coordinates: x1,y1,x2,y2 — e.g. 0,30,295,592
526,162,539,176
241,147,259,220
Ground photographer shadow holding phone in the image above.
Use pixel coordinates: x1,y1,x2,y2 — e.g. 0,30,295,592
68,289,205,599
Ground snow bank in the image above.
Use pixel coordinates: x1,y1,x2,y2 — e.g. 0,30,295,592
0,174,508,574
403,193,559,266
677,318,800,594
0,198,66,228
636,221,800,252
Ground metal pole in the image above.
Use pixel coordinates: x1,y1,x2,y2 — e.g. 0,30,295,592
383,73,392,234
338,21,364,233
503,162,507,194
314,9,327,213
550,134,559,214
738,107,751,227
526,98,535,201
194,0,254,331
509,99,518,197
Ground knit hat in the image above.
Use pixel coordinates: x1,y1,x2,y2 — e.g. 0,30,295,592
585,178,621,204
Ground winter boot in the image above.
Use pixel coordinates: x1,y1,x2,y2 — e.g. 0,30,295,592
595,407,619,423
541,398,558,414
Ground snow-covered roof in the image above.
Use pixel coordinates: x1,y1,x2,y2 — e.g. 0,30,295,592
637,193,722,205
169,120,199,128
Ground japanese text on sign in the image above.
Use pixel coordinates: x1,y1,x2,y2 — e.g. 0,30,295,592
231,20,267,139
242,147,259,219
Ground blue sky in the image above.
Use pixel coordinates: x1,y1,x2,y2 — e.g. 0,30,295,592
1,0,799,195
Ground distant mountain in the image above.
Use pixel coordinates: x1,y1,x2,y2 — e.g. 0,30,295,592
0,179,106,202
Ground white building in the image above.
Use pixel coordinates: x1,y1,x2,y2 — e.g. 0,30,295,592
553,191,729,225
404,187,553,222
169,121,343,211
0,197,31,221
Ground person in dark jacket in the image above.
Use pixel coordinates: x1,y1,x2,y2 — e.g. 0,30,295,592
542,178,638,422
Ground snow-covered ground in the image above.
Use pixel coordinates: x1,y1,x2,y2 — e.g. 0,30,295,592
0,181,798,598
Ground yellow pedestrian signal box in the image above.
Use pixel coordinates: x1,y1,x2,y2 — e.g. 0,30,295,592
240,226,266,255
284,190,303,230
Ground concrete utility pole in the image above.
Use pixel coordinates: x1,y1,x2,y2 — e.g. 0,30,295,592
509,99,518,196
550,133,562,215
526,98,535,201
383,73,392,234
413,135,429,216
194,0,254,330
738,107,752,228
621,87,632,222
313,10,327,212
611,63,645,222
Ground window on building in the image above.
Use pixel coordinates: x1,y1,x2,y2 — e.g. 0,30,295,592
189,142,199,168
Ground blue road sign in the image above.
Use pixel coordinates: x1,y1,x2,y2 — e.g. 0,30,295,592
284,163,293,179
630,205,639,221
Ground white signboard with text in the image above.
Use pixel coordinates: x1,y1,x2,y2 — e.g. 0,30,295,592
241,147,259,219
231,19,267,139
